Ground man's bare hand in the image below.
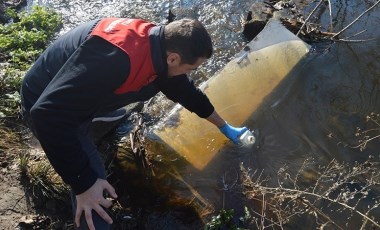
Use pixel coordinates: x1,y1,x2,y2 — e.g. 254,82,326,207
75,178,118,230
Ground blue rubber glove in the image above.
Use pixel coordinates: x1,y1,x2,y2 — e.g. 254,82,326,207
219,123,248,144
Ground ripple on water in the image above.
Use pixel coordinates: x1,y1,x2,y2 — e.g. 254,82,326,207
28,0,252,76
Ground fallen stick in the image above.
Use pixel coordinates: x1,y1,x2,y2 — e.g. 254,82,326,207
332,0,380,39
327,0,333,30
296,0,324,37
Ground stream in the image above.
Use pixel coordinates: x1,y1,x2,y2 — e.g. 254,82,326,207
27,0,380,228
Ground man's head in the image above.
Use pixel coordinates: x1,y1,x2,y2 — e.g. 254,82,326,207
164,18,213,77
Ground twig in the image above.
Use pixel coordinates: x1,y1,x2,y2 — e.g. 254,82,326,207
337,38,376,43
296,0,324,36
332,0,380,39
319,31,337,37
341,29,366,40
299,197,344,230
327,0,333,31
259,186,380,227
361,128,380,133
260,193,266,230
249,208,284,228
247,197,285,228
312,159,336,194
350,134,380,149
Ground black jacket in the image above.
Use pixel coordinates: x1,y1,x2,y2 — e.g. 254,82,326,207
20,19,214,194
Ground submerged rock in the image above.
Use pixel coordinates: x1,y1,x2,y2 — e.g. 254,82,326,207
167,8,198,22
243,0,273,41
243,0,332,42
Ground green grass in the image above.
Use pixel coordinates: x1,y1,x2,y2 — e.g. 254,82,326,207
0,6,62,119
19,152,71,207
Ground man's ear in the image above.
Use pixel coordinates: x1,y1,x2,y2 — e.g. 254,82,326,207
167,52,181,66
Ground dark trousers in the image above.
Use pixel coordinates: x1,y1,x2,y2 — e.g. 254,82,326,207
22,112,111,229
73,121,111,229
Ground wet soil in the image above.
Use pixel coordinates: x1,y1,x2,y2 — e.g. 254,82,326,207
0,130,74,229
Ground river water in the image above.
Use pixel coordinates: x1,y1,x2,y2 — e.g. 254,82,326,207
27,0,380,228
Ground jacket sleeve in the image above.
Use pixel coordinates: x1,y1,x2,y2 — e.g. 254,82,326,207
30,36,130,194
155,74,214,118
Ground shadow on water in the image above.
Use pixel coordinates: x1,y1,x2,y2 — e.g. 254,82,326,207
112,133,210,229
115,38,380,228
139,36,380,230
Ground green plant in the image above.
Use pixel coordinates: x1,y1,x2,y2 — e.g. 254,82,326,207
1,6,66,204
18,152,30,175
0,6,62,61
0,6,62,119
27,157,70,201
0,91,21,118
205,209,239,230
4,8,18,19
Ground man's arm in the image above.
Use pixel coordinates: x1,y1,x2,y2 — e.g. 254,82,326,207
156,75,247,143
155,74,214,118
205,110,226,127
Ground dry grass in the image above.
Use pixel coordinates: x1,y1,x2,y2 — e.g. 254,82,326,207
239,157,380,229
18,152,70,202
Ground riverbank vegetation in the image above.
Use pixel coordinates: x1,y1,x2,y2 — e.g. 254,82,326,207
0,6,69,228
204,156,380,230
237,157,380,229
0,6,62,119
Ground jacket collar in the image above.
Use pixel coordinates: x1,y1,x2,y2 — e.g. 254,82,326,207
149,25,168,78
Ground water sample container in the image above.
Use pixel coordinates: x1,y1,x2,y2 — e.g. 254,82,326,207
239,130,256,145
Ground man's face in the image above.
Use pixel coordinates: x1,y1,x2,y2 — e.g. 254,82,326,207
167,53,206,77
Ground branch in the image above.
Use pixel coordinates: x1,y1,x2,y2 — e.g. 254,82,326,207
299,197,344,230
297,0,324,36
337,38,376,43
341,29,366,40
332,0,380,39
259,186,380,227
327,0,333,31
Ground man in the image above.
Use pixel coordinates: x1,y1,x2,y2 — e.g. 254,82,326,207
21,18,248,229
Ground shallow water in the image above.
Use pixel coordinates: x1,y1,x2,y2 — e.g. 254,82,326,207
27,0,380,228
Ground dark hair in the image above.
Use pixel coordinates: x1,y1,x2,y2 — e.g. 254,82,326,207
164,18,213,65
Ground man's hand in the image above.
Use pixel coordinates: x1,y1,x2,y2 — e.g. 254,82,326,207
75,178,118,230
219,123,248,144
205,110,248,144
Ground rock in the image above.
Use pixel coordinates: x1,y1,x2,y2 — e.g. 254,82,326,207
19,215,37,225
1,160,9,168
273,0,296,10
243,0,311,41
167,8,198,23
243,1,270,41
90,102,144,143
